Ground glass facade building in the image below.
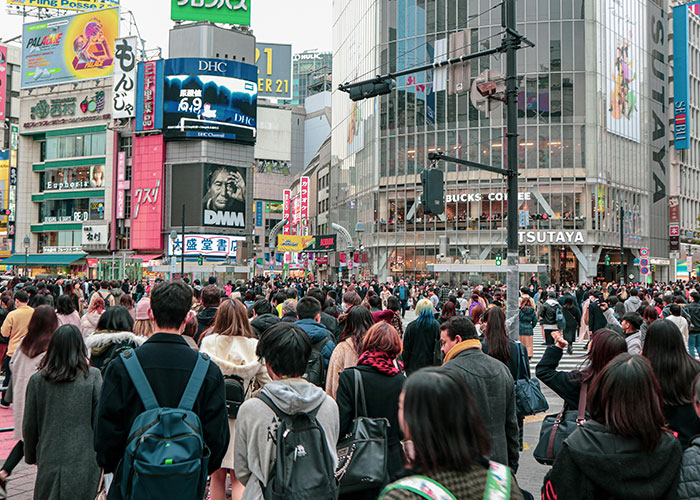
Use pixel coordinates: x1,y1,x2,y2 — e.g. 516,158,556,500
331,0,670,283
286,50,333,105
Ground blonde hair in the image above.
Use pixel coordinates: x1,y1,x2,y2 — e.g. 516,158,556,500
415,298,434,318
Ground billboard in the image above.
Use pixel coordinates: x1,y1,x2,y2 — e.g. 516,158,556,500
604,0,641,143
8,0,119,11
171,0,250,26
112,37,137,119
168,234,242,258
255,43,292,99
300,176,309,233
276,235,337,253
0,47,6,122
163,58,257,143
21,7,119,89
131,135,164,250
203,164,247,228
135,60,164,132
673,3,696,150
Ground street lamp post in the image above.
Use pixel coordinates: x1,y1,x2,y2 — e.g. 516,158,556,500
23,236,30,277
169,230,178,280
355,222,365,279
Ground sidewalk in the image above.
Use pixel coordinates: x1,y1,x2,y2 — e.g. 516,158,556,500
0,407,35,500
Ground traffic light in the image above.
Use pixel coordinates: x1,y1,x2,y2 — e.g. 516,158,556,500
198,255,203,266
495,254,502,266
347,79,397,101
421,168,444,215
605,254,610,266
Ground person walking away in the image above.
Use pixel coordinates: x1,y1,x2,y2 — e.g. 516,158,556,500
200,299,270,500
624,288,642,313
403,299,441,375
538,291,560,345
249,299,280,339
119,295,136,322
386,296,404,338
132,298,153,337
685,292,700,359
56,295,81,328
336,323,406,499
543,354,682,500
0,305,56,496
667,304,691,349
395,280,409,318
640,306,659,347
89,281,114,309
23,325,103,500
234,323,339,500
80,297,105,338
519,297,537,359
379,368,524,500
439,316,520,472
643,319,700,447
84,306,142,372
678,373,700,499
94,281,229,500
621,312,643,355
0,290,33,406
196,285,221,343
326,306,373,398
562,296,581,354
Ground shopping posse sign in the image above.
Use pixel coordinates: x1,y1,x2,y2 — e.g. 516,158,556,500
8,0,119,11
21,7,119,89
171,0,251,26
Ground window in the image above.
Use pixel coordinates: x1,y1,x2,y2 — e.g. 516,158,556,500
44,132,106,160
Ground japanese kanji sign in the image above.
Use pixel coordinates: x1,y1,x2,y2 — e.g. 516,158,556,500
112,37,137,119
168,234,242,257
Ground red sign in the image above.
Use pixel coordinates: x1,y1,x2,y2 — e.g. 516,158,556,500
670,224,680,237
0,46,6,122
669,196,680,224
300,176,309,234
316,256,328,265
131,135,164,250
142,61,156,130
87,258,98,268
116,152,130,219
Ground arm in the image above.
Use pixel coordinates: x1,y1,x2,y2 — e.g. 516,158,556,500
321,339,336,368
325,347,343,398
22,375,39,465
535,345,576,400
335,370,354,439
1,313,11,340
200,366,230,473
402,325,413,372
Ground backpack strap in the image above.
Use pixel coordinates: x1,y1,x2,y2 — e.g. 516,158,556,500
379,476,456,500
120,350,159,411
484,461,511,500
178,352,210,411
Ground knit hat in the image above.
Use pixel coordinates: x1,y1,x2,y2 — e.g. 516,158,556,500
135,297,151,320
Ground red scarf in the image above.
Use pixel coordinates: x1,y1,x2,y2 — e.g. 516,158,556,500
357,350,402,376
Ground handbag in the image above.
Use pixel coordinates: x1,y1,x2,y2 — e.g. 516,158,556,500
335,368,390,493
513,343,548,418
533,382,588,465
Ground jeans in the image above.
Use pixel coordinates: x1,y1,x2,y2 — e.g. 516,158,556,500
544,329,556,345
689,334,700,359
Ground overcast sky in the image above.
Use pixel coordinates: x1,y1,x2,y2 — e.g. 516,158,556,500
1,0,332,56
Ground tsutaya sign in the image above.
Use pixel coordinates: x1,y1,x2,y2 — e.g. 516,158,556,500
446,192,532,203
518,230,585,245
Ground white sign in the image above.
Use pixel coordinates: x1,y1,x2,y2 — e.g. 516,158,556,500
82,225,109,245
518,230,585,245
43,246,83,253
112,37,138,119
168,234,244,257
446,191,532,203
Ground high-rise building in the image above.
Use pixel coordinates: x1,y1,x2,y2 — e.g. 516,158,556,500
287,50,332,105
331,0,671,283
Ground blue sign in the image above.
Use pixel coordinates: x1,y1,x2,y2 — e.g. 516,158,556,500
256,201,263,227
135,60,164,132
162,58,257,144
673,4,694,150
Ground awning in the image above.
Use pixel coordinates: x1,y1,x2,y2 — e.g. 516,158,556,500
0,254,87,266
131,254,163,262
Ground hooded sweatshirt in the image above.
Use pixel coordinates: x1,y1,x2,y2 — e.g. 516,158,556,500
196,307,218,342
540,298,560,328
624,295,642,313
234,379,339,500
250,313,280,338
544,420,682,500
294,318,336,366
199,334,270,388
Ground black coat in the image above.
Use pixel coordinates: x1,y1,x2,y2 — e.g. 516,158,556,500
535,345,583,410
319,311,340,343
336,365,406,496
666,402,700,449
402,318,440,375
482,341,530,381
196,307,218,342
94,333,229,500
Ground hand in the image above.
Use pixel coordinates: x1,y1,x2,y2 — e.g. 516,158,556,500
552,331,568,350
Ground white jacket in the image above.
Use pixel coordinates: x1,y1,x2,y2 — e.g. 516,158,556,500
199,334,270,390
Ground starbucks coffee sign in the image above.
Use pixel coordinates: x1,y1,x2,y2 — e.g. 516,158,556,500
518,230,585,245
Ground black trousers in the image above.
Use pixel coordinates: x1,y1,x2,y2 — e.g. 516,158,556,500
544,329,556,345
2,440,23,475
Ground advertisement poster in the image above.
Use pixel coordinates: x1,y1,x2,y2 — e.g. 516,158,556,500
8,0,119,11
21,7,119,89
672,3,697,150
171,0,250,26
163,58,257,143
202,164,247,228
169,234,241,258
112,37,137,119
255,43,292,99
605,0,641,143
0,47,6,122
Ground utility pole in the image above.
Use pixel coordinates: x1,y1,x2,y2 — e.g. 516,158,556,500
181,204,186,280
619,205,625,285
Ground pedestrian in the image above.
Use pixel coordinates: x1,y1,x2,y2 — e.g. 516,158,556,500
0,290,33,406
386,296,404,338
336,322,406,499
84,306,142,372
518,297,537,358
0,305,56,496
536,328,628,410
378,367,524,500
196,285,221,343
118,294,135,322
538,291,560,346
624,288,642,313
395,280,409,318
200,299,270,500
89,281,114,309
80,296,105,338
294,296,336,367
23,325,103,500
438,300,457,324
643,319,700,447
55,294,81,329
132,297,153,337
667,304,690,348
542,354,682,500
641,305,659,347
621,312,644,355
678,373,700,499
94,281,229,500
234,323,339,500
403,299,441,375
280,299,298,322
326,305,373,398
439,316,520,471
685,292,700,358
561,296,581,354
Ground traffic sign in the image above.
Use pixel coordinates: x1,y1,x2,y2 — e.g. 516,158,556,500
670,225,680,237
640,248,649,257
640,258,649,267
641,266,650,275
633,258,640,265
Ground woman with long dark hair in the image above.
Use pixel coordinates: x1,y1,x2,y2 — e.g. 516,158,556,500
519,297,537,359
641,305,659,346
537,328,628,410
379,368,524,500
0,305,57,495
543,354,682,499
643,319,700,447
326,305,374,398
438,300,456,324
403,299,441,374
562,296,581,355
386,296,403,338
84,306,142,372
23,324,102,500
56,295,80,328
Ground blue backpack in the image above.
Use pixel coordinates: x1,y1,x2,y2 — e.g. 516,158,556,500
555,304,567,331
118,349,211,500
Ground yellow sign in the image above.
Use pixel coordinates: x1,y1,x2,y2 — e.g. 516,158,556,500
8,0,119,11
277,235,313,253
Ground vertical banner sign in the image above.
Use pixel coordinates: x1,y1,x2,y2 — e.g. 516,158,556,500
142,61,156,130
112,37,138,119
255,201,263,227
282,189,291,235
0,46,7,122
116,152,130,219
673,3,695,150
135,60,164,131
669,195,680,252
300,176,309,235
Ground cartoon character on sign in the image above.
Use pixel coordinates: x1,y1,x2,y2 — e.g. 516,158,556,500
609,40,637,121
72,19,114,71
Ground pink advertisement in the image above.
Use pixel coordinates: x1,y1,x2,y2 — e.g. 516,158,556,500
300,176,309,235
282,189,291,235
0,46,6,122
116,152,129,219
131,135,164,250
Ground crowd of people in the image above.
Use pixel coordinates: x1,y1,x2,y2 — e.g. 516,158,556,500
0,274,697,499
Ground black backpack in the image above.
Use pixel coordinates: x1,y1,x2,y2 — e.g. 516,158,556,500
303,336,330,387
257,393,338,500
223,374,247,418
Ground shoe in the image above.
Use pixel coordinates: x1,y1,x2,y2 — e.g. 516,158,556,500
0,476,7,499
567,346,573,355
0,401,9,409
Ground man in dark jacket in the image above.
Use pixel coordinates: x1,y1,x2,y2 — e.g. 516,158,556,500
678,375,700,500
307,287,339,342
440,316,519,472
685,292,700,359
294,297,336,366
195,285,220,342
94,281,229,500
250,299,280,338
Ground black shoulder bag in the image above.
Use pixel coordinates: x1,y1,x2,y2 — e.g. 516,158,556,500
514,343,549,418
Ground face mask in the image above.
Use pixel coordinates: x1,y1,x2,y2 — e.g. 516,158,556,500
342,302,349,313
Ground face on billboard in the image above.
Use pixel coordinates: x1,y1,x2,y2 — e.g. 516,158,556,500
89,164,105,187
21,7,119,89
203,164,247,228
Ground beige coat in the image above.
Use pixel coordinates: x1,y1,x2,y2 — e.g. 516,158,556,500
325,338,359,399
199,334,270,470
10,342,45,440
